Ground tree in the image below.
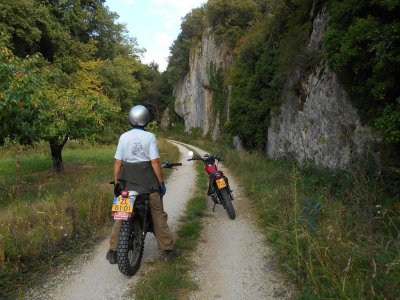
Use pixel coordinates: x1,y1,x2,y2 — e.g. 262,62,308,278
205,0,258,45
324,0,400,142
0,0,139,73
0,48,119,171
95,55,142,112
37,61,118,171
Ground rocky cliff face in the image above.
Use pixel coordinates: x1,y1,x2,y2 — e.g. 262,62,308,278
267,10,378,168
174,29,233,138
174,11,378,169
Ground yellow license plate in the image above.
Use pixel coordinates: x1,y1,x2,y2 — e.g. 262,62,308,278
216,178,227,189
112,197,134,213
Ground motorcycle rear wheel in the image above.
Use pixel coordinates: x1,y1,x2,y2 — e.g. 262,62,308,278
117,218,144,276
220,187,236,219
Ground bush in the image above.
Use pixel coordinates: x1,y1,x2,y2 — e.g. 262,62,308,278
323,0,400,144
205,0,258,46
229,0,315,149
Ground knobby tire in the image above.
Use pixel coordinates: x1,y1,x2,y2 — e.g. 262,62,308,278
220,187,236,219
117,218,144,276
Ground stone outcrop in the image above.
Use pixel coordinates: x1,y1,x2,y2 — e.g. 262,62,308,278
174,10,378,169
267,10,378,168
174,29,233,138
160,107,170,130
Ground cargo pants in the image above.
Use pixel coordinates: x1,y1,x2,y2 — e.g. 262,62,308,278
109,191,174,251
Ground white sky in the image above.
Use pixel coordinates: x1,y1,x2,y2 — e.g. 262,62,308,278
106,0,206,71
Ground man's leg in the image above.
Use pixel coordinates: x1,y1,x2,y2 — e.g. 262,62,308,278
110,220,121,250
149,192,174,250
106,220,121,264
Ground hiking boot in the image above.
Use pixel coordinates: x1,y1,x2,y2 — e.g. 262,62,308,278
106,249,117,264
163,249,182,261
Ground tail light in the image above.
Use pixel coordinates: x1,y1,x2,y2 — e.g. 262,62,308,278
121,190,129,198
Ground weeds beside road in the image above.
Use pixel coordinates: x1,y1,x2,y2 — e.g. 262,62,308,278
166,133,399,299
0,139,179,299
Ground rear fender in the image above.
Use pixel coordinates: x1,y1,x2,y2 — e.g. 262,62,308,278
209,170,223,181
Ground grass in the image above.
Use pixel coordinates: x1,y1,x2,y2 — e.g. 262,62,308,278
0,138,179,300
132,150,207,299
165,132,400,299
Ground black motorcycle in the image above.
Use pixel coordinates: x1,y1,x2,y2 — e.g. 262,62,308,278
110,161,181,276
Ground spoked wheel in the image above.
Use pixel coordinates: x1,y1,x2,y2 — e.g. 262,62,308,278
219,187,236,219
117,218,144,276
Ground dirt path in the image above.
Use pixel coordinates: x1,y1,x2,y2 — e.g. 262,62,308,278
25,142,196,300
176,142,290,300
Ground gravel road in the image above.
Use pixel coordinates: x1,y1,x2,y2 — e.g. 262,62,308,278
177,142,291,300
25,142,196,300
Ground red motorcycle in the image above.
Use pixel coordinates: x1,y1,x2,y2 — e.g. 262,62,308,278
188,152,236,219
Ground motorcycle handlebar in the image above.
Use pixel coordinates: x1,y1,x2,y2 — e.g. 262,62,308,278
187,154,224,162
161,161,182,168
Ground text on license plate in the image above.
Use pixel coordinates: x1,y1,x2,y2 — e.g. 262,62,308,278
112,197,134,213
216,178,227,189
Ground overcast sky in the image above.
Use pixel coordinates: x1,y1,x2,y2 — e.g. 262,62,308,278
105,0,206,71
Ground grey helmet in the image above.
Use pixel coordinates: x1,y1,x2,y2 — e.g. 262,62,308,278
128,105,150,126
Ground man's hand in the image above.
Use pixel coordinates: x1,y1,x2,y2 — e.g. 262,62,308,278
114,183,122,197
160,182,166,197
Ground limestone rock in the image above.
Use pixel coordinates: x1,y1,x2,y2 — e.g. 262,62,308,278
267,10,379,168
174,29,233,136
160,108,170,130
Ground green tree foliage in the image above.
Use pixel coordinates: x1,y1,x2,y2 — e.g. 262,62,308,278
0,48,46,145
37,61,118,142
229,0,316,149
205,0,259,45
0,0,44,56
0,48,119,146
95,55,143,112
375,97,400,144
209,62,228,124
134,63,170,119
323,0,400,145
0,0,135,73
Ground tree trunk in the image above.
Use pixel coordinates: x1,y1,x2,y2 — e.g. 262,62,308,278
49,135,68,172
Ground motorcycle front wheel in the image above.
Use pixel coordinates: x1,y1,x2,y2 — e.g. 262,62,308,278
220,187,236,220
117,218,144,276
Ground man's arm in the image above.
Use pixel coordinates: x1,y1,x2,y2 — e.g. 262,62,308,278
114,159,123,184
151,158,164,184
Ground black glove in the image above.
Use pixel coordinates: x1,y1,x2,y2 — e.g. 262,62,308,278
114,183,122,197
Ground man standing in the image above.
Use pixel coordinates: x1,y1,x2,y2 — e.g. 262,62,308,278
106,105,181,263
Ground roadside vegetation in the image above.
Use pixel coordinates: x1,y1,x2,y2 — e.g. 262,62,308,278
166,132,399,299
0,139,178,300
164,2,400,295
132,150,207,299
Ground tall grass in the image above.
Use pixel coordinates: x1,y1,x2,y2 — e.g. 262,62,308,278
0,138,179,299
169,134,399,299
